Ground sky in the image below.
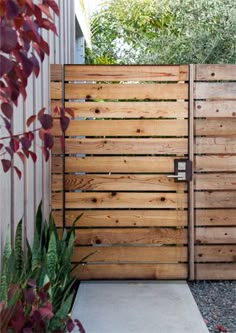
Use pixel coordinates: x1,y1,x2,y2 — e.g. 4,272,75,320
85,0,105,16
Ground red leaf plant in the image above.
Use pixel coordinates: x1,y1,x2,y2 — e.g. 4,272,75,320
0,0,74,178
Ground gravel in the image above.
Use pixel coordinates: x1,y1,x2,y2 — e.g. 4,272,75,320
188,281,236,333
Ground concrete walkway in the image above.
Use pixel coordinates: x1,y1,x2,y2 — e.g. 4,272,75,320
71,281,209,333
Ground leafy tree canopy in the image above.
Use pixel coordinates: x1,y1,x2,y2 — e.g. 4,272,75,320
87,0,236,64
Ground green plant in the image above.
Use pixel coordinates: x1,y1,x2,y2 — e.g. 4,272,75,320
0,203,85,333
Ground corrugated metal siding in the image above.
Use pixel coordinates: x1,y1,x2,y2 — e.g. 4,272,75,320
0,0,76,255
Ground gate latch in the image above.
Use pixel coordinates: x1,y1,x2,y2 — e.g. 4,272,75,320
167,159,192,182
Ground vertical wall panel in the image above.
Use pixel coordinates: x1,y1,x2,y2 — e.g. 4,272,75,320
0,1,76,256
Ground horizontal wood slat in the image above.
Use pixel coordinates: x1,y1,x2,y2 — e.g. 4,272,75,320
52,174,187,191
50,82,62,99
52,138,188,155
195,137,236,154
74,263,188,280
194,82,236,100
196,227,236,244
50,64,62,81
52,192,187,209
195,174,236,190
65,83,188,100
65,65,189,81
195,64,236,81
195,192,236,208
52,210,188,227
195,101,236,118
195,119,236,136
64,101,188,119
196,263,236,280
195,156,236,172
52,156,178,173
53,119,188,137
196,209,236,226
74,228,187,246
195,245,236,262
72,246,187,263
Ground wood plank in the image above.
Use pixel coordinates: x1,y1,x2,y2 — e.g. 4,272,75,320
65,83,188,100
194,82,236,100
63,192,187,209
52,192,187,209
51,156,63,173
195,119,236,136
64,156,178,173
72,246,187,263
74,263,188,280
196,209,236,226
195,101,236,118
50,64,62,81
74,228,187,246
195,64,236,81
195,191,236,208
65,65,189,81
50,82,62,99
195,245,236,262
195,174,236,190
53,210,188,227
195,156,236,172
195,137,236,154
52,174,187,191
64,101,188,119
52,138,188,155
196,227,236,244
196,263,236,280
53,119,188,137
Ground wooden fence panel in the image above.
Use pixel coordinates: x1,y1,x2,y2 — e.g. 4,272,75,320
51,64,189,280
194,64,236,280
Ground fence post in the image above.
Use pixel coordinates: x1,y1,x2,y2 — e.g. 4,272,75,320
188,64,195,280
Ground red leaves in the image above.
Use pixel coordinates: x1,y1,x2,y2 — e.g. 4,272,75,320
38,113,53,130
5,0,19,19
1,159,11,172
0,25,17,52
27,114,36,127
0,54,14,77
216,324,227,332
1,102,13,119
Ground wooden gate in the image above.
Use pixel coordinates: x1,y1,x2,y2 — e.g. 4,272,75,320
51,65,190,279
50,64,236,280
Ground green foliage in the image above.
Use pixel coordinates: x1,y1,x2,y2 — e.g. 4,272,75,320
0,203,84,332
88,0,236,64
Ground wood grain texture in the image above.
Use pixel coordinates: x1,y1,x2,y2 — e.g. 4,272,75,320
55,192,187,209
195,209,236,226
53,119,188,137
195,64,236,81
72,246,187,263
195,245,236,262
195,137,236,154
50,82,62,99
194,82,236,100
50,64,62,81
196,263,236,280
195,156,236,172
195,119,236,136
65,83,188,100
52,138,188,155
62,156,178,173
65,65,188,81
196,227,236,244
195,101,236,118
74,228,187,246
195,191,236,208
52,210,188,227
195,174,236,190
64,101,188,119
74,263,188,280
52,174,187,191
